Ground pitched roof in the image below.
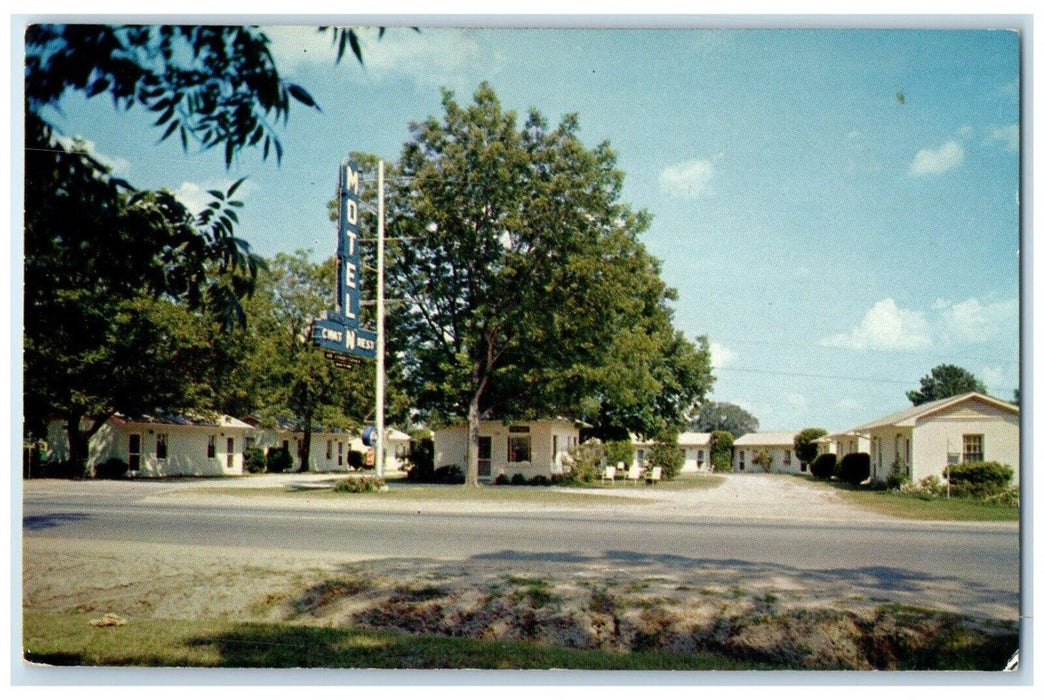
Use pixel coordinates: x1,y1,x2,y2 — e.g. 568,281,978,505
733,431,798,446
677,432,712,446
848,392,1018,432
112,411,252,430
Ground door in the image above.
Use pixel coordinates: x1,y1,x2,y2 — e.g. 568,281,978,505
478,436,492,478
128,434,141,471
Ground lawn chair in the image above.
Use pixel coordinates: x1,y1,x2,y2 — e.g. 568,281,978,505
601,465,616,484
625,463,641,485
646,466,662,484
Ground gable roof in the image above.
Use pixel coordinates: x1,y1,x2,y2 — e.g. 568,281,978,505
111,411,252,430
677,432,712,446
733,431,797,447
849,392,1018,432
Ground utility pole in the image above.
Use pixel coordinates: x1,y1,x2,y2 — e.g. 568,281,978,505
375,160,386,479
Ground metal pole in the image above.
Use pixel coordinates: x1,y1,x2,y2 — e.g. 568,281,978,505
375,160,386,479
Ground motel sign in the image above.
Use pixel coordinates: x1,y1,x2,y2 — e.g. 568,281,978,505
312,158,377,361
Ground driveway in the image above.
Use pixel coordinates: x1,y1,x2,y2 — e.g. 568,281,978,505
24,471,895,523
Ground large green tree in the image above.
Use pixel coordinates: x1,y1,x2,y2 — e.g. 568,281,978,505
794,427,828,469
384,84,713,486
23,119,262,470
906,364,988,406
692,401,759,438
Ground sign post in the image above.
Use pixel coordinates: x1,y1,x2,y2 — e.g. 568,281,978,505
311,157,387,479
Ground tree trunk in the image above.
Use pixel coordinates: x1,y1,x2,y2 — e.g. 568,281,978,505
299,414,313,473
466,392,481,487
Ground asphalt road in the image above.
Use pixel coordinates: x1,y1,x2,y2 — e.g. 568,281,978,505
23,491,1021,611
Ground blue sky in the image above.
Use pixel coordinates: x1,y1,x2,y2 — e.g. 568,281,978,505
27,23,1022,433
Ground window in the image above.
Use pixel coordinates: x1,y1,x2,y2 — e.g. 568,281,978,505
156,433,168,460
207,435,216,458
508,434,531,463
226,437,234,468
326,440,332,460
963,434,984,463
783,449,791,467
738,450,746,471
337,441,343,466
478,436,492,477
128,434,141,470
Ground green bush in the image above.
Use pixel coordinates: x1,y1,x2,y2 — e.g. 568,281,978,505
333,477,386,493
528,474,549,486
710,431,734,472
94,457,129,479
244,447,266,474
347,449,365,470
947,461,1014,498
604,440,635,470
432,465,465,484
647,442,684,480
886,456,910,490
492,473,509,485
510,472,527,485
810,453,836,480
837,452,871,485
566,438,606,483
751,449,773,473
406,432,434,476
266,447,293,474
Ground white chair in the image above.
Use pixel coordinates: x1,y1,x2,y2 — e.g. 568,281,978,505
625,463,641,485
646,466,662,484
601,465,616,484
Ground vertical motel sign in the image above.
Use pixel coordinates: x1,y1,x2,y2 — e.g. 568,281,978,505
312,159,377,361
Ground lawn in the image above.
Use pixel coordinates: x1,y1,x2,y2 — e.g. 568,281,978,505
802,477,1019,521
22,610,766,670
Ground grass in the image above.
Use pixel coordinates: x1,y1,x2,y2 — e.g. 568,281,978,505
825,483,1020,521
22,610,770,670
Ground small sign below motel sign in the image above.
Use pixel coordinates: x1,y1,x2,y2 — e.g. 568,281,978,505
312,158,377,362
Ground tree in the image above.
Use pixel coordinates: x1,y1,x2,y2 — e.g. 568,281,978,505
906,364,987,406
794,428,828,469
646,442,684,480
23,120,261,470
693,401,759,438
25,24,385,166
710,430,734,472
383,84,713,485
242,251,408,471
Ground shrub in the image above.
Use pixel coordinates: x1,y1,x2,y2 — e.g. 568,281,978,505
899,475,946,500
982,485,1020,508
751,449,773,473
528,474,549,486
886,456,910,490
604,440,635,470
510,472,527,485
406,432,434,474
347,449,365,470
333,477,386,493
266,446,292,474
432,464,465,484
710,431,734,472
810,453,836,480
647,441,684,480
947,461,1014,498
94,458,129,479
243,447,266,474
566,438,606,483
493,473,510,485
837,452,871,485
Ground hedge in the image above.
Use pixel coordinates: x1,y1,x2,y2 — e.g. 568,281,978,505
947,461,1014,498
837,452,871,485
810,453,836,480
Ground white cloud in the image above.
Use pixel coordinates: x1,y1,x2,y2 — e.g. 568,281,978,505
988,124,1019,152
709,342,735,369
269,26,487,88
908,140,964,176
957,124,974,139
820,298,931,351
659,158,716,199
53,133,131,176
935,297,1019,344
174,180,253,216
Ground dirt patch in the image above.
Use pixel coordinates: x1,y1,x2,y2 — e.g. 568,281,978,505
22,537,1018,670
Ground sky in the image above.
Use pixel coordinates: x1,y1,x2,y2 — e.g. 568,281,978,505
19,20,1023,434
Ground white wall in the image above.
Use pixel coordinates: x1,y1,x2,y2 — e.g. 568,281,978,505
433,420,579,480
912,405,1020,484
733,444,801,474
